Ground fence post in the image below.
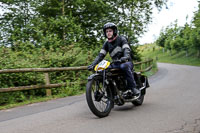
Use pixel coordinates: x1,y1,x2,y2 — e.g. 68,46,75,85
148,60,150,68
44,73,52,96
149,60,151,67
140,63,143,71
145,62,147,69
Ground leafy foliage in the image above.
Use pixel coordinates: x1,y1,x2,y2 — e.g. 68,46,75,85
0,0,167,48
156,2,200,57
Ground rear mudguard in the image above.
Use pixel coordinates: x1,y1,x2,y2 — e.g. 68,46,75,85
140,75,150,95
134,72,150,89
141,75,150,88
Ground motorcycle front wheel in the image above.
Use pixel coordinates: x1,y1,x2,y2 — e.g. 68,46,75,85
86,77,113,118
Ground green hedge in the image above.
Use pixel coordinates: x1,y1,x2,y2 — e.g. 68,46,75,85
0,45,96,105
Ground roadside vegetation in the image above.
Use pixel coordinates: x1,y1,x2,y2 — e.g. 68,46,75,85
140,43,200,67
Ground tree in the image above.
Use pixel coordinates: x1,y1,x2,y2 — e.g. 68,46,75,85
156,20,185,54
156,28,167,48
0,0,168,52
0,0,35,48
182,23,192,56
27,0,168,46
191,2,200,57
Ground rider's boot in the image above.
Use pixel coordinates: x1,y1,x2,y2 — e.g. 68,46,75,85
131,87,140,96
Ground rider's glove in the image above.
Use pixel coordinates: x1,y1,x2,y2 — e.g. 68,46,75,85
120,57,128,63
88,65,94,71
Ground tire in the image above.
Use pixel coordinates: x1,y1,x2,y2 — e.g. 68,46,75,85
86,77,113,118
132,95,144,106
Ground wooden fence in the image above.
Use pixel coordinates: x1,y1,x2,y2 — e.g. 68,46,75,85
0,59,153,95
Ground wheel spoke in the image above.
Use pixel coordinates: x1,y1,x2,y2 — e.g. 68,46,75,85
91,80,109,112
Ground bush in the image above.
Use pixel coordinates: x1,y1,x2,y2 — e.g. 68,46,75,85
0,45,91,106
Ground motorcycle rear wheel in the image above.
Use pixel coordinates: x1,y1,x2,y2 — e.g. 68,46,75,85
86,78,113,118
132,95,144,106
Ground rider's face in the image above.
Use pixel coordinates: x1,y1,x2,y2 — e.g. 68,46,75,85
106,28,113,39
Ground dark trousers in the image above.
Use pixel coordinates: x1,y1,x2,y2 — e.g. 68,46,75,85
109,61,136,89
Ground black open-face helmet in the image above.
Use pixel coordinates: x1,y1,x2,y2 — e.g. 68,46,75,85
103,22,118,38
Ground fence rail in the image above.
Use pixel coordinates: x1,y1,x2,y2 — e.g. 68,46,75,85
0,59,153,94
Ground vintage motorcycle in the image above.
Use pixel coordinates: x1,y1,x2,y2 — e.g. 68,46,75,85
86,60,149,118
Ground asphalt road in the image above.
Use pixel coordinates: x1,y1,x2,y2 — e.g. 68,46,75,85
0,63,200,133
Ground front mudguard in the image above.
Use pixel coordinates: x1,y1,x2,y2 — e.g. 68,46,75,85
87,73,103,81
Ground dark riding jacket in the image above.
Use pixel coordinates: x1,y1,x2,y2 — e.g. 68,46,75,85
91,36,132,66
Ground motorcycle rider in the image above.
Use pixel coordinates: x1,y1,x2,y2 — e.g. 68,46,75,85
88,22,140,96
